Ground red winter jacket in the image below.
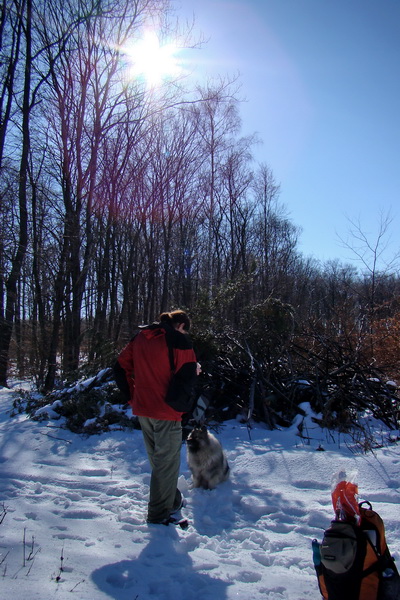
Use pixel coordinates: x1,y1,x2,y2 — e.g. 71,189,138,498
116,324,197,421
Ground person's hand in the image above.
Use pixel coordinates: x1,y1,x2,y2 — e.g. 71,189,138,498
196,362,202,375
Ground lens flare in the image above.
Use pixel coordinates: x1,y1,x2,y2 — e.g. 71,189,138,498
122,30,182,87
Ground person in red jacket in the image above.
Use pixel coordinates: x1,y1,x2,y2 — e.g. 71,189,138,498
115,310,199,525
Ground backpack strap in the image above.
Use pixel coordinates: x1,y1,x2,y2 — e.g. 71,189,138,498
167,340,175,373
362,555,386,579
359,501,385,556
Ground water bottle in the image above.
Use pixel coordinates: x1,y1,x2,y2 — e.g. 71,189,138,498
312,539,321,566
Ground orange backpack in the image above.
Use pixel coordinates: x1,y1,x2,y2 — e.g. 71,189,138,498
313,501,400,600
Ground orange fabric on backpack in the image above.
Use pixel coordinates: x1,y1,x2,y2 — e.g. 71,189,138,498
317,572,329,600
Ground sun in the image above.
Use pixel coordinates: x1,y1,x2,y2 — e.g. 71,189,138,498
122,31,182,87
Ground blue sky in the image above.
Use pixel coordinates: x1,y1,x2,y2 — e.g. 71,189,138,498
179,0,400,269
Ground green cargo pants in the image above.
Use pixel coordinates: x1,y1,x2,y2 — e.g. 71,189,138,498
138,416,183,523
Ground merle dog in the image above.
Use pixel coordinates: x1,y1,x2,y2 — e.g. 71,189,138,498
186,426,230,490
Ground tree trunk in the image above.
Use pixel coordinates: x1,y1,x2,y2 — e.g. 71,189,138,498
0,0,31,386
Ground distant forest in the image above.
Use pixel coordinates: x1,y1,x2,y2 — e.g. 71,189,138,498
1,0,399,433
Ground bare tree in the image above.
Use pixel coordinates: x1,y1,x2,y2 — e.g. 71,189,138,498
193,78,242,295
40,0,177,387
251,163,300,300
0,0,31,387
0,0,109,386
339,211,399,308
338,211,400,358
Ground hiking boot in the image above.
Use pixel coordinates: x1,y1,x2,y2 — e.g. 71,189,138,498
171,496,186,514
147,516,189,529
147,517,171,526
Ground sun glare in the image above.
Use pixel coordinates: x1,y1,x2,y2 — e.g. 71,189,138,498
123,31,182,87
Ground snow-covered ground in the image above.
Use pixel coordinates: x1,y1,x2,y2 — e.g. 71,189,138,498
1,380,399,600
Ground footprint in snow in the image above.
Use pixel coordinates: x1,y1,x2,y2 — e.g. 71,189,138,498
79,468,109,476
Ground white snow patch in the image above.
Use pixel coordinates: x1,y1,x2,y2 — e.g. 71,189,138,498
0,383,399,600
